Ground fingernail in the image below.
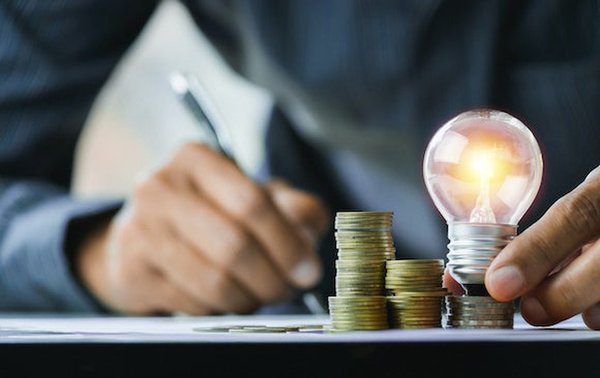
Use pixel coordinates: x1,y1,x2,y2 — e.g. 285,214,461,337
521,296,550,325
585,166,600,181
487,265,525,299
292,259,321,288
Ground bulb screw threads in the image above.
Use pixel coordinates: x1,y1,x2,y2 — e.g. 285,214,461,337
446,223,517,286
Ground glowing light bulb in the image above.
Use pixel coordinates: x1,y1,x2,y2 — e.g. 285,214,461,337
423,109,543,294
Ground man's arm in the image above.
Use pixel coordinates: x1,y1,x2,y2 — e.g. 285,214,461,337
0,1,328,315
0,1,157,311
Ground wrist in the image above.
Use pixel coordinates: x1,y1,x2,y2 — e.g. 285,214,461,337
65,210,115,313
76,219,112,309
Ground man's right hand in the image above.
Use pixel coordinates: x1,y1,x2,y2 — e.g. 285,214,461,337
76,143,329,315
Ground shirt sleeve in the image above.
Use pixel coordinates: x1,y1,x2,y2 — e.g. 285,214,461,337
0,180,122,311
0,1,157,311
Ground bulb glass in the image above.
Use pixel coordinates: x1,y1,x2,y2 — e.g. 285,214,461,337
424,109,543,225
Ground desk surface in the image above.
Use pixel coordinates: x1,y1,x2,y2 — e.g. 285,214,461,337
1,314,599,377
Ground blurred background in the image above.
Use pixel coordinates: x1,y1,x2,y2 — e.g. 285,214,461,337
73,0,272,198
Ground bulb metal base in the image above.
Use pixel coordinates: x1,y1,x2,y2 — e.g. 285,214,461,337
447,223,517,286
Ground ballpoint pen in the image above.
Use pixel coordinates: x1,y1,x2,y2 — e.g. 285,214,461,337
169,71,327,315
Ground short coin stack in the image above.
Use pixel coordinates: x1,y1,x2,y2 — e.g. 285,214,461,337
445,296,514,329
385,259,448,329
328,212,394,331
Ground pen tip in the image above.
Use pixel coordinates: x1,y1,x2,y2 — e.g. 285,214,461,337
169,71,188,94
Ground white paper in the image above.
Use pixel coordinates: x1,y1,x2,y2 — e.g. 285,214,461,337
0,313,598,343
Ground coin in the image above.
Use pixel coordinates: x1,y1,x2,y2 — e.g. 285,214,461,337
331,213,451,331
329,212,396,331
447,319,514,327
193,326,235,333
384,258,447,329
445,295,514,329
228,326,289,333
448,308,514,316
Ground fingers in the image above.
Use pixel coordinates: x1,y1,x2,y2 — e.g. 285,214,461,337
486,171,600,301
518,239,600,326
100,228,214,316
443,268,465,295
152,278,211,315
176,144,323,288
157,189,289,304
147,234,259,314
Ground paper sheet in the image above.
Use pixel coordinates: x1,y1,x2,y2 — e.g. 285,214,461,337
1,313,599,343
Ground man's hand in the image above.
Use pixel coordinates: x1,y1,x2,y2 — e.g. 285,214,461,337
76,143,329,315
486,166,600,329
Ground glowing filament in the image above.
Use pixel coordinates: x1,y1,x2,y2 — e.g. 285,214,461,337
469,153,496,223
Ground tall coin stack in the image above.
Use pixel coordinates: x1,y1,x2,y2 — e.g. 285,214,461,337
385,259,448,329
445,296,514,329
328,212,394,331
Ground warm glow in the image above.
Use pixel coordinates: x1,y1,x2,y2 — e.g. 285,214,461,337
423,109,543,225
468,150,496,223
472,152,494,179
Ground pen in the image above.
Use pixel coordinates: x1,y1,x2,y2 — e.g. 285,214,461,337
169,71,327,315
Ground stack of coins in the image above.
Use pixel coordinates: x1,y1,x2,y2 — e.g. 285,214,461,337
335,259,384,296
328,296,388,331
445,296,514,329
334,211,396,261
385,259,448,329
328,212,394,331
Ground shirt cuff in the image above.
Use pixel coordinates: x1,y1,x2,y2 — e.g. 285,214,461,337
0,196,121,312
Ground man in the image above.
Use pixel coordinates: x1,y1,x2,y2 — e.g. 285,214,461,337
1,1,599,328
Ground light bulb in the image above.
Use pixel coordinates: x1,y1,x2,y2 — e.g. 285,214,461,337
423,109,543,295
